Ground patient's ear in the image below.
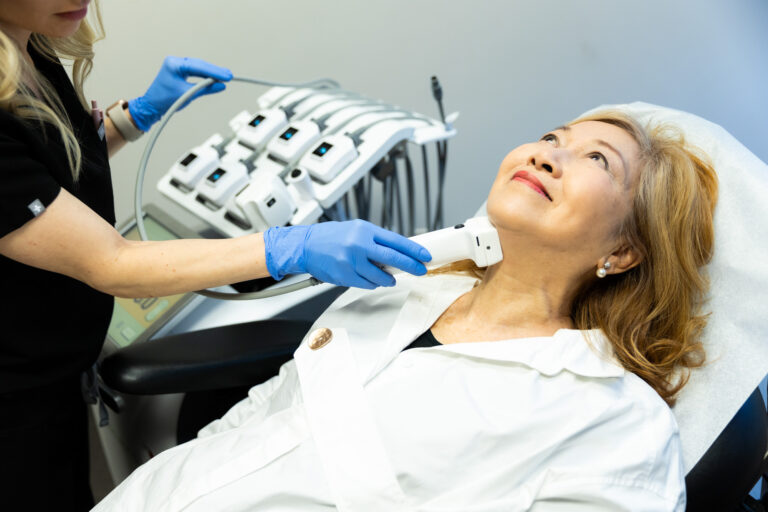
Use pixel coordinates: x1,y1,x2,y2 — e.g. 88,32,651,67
608,243,643,275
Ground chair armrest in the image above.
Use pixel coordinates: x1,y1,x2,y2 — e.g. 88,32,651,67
99,319,312,395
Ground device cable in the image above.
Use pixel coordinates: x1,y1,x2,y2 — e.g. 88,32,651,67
421,145,431,233
403,148,415,236
433,141,448,230
379,178,388,229
353,179,366,221
430,76,449,230
342,193,351,221
430,76,446,124
394,167,404,235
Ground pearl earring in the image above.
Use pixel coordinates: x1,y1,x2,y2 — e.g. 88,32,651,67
596,261,611,278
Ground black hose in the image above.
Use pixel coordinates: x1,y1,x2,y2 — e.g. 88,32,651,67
394,170,404,235
421,144,431,233
404,150,415,236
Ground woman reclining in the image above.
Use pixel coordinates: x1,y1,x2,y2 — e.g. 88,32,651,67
93,110,718,511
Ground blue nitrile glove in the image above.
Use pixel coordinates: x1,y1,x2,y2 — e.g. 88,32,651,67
263,220,432,289
128,56,233,132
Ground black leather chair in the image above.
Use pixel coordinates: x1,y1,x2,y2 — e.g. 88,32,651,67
685,387,767,511
99,319,768,510
99,319,309,443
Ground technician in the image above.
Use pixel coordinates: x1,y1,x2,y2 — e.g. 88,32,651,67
0,2,431,510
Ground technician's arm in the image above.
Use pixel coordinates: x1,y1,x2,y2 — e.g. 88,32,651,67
0,189,269,297
104,116,128,158
0,190,430,298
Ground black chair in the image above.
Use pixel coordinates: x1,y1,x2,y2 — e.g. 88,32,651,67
99,320,768,510
99,319,310,443
685,387,767,511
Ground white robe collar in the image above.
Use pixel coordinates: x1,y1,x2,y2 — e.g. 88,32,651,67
314,273,625,384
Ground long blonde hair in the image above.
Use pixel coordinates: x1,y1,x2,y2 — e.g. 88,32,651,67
0,2,104,180
432,111,718,406
569,111,717,405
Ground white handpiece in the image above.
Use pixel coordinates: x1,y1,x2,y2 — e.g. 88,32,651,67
386,217,503,275
227,172,296,231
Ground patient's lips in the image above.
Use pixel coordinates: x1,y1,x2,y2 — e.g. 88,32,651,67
512,170,551,201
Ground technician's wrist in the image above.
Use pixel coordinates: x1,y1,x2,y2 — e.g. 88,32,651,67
127,97,159,133
123,105,139,131
264,225,310,280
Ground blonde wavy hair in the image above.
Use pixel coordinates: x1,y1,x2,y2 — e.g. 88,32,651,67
0,1,104,181
433,111,718,406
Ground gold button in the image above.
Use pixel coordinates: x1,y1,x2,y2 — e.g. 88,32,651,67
308,327,333,350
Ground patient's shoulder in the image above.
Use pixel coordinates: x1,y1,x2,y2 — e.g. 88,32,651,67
587,330,678,420
546,358,684,504
579,330,680,435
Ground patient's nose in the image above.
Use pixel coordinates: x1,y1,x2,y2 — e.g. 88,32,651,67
528,154,560,177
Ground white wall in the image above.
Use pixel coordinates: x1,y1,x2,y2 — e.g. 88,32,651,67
86,0,768,226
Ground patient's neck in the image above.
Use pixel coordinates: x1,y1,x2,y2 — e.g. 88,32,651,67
432,258,577,343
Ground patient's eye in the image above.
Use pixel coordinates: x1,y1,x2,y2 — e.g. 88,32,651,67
540,133,559,145
589,152,609,169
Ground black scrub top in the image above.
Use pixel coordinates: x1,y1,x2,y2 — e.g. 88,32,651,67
0,45,116,395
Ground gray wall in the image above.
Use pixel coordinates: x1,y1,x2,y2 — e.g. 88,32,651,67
86,0,768,226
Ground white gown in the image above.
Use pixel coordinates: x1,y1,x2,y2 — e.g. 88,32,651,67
93,274,685,511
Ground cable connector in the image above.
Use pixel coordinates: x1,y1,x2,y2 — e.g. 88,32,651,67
346,130,364,147
430,75,446,123
430,76,443,102
281,97,304,119
312,117,328,132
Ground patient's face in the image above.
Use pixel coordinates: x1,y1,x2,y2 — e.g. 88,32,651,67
486,121,641,270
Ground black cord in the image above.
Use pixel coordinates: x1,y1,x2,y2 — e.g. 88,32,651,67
404,150,415,236
362,177,370,220
433,142,442,230
429,75,449,230
343,192,351,220
387,174,394,232
430,76,446,124
440,141,448,228
381,178,389,229
433,140,448,230
354,179,367,220
394,168,404,235
421,144,431,233
366,174,373,221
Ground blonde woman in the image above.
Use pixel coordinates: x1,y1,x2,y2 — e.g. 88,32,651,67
93,112,717,511
0,1,431,510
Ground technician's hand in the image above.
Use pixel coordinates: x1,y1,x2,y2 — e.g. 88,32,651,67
263,220,432,289
128,56,233,132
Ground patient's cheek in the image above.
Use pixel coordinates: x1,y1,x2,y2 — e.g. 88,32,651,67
485,187,503,222
485,189,514,231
